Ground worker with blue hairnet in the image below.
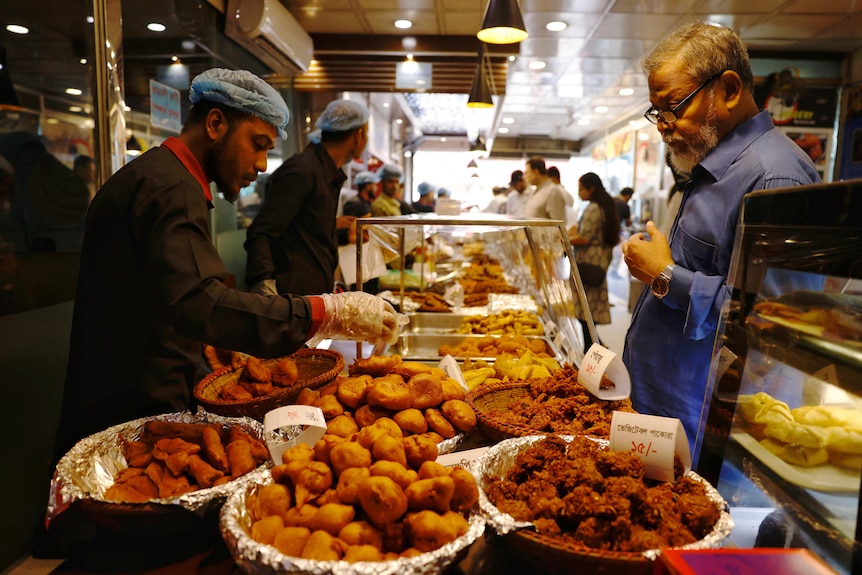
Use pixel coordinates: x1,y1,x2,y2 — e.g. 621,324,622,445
53,70,402,463
411,181,436,213
246,97,371,297
343,170,378,218
372,163,415,216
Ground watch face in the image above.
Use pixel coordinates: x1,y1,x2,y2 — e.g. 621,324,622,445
651,274,670,298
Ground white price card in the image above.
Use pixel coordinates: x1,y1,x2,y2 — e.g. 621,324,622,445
264,405,328,465
577,343,631,401
438,354,468,391
609,411,691,482
715,346,738,382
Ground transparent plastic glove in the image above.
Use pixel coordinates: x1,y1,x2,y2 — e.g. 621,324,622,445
250,279,278,296
307,292,408,349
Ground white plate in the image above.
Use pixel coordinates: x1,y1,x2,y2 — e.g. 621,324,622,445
731,432,861,493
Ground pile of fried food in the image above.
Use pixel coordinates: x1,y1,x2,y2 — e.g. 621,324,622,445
485,435,721,552
245,418,480,562
105,420,269,502
736,392,862,470
438,333,550,359
480,365,635,437
216,355,300,402
458,256,519,307
406,291,451,313
296,354,477,442
461,351,562,390
455,310,544,336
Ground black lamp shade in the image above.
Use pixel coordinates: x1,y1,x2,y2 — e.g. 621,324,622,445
467,65,493,108
477,0,528,44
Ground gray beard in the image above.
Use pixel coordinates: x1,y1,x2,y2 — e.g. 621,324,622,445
666,97,719,175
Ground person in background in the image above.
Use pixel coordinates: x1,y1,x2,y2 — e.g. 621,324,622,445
371,163,405,217
412,181,436,213
245,98,368,297
522,157,572,222
621,22,820,445
568,172,620,353
548,165,579,229
505,169,529,217
343,170,378,217
73,154,97,201
614,187,634,228
482,185,509,214
53,69,401,462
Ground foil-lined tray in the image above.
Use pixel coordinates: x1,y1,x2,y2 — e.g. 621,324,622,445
47,410,270,529
220,476,486,575
473,435,734,562
390,334,559,362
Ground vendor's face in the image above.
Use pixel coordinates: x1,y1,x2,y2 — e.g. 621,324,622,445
209,116,276,203
648,64,720,175
381,177,400,198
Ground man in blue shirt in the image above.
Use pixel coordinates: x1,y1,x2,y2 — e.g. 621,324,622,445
621,22,819,447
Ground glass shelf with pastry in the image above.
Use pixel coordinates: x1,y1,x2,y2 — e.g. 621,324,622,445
352,214,596,370
694,180,862,575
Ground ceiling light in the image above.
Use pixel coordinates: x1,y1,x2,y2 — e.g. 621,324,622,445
502,117,515,124
467,158,478,168
65,88,83,96
383,102,389,108
477,0,528,44
6,24,29,35
395,19,413,29
467,44,494,109
498,127,509,134
79,58,88,65
594,105,608,113
147,22,166,32
577,118,590,126
69,106,82,112
528,60,546,70
546,21,567,32
619,87,635,96
440,137,447,142
86,16,94,24
171,56,179,62
396,118,403,124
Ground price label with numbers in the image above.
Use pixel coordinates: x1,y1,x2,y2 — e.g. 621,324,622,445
577,343,631,401
715,346,738,381
609,411,690,482
438,354,468,391
264,405,328,464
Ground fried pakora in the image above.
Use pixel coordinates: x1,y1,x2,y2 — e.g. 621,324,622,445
357,475,408,527
441,399,477,433
394,408,429,434
366,375,412,411
336,374,372,408
271,357,299,387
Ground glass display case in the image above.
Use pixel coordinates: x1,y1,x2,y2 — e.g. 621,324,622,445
696,180,862,574
353,214,595,367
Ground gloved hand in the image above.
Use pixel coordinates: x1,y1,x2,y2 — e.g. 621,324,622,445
250,278,278,296
307,292,407,349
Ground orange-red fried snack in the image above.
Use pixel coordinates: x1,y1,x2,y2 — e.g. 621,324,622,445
310,502,356,536
145,461,194,498
357,476,408,527
202,425,229,473
220,383,254,401
271,357,299,387
187,454,225,488
141,421,222,446
225,426,269,462
294,461,334,507
241,355,272,383
405,475,455,513
153,437,201,456
441,399,477,433
449,467,479,511
394,408,428,435
296,387,321,406
164,450,190,476
273,526,311,556
337,374,372,409
226,440,256,477
424,408,456,439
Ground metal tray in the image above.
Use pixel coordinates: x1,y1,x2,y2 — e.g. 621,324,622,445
405,312,471,333
390,333,560,362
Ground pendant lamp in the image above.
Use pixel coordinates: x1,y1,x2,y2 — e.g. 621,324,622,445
477,0,528,44
467,44,494,108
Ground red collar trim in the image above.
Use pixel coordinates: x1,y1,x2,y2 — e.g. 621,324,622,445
161,137,213,202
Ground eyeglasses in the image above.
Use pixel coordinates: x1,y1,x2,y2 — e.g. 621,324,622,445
643,70,725,125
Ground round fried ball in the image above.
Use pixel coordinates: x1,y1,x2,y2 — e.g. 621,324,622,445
294,461,333,507
440,378,466,402
355,424,390,450
369,460,417,490
371,433,407,467
354,403,392,428
394,408,428,435
403,434,440,470
343,544,383,563
392,361,433,379
300,529,344,561
310,502,356,536
417,460,449,480
405,475,455,514
349,354,402,377
449,467,479,511
327,414,359,438
314,394,345,419
408,373,445,409
357,475,408,527
251,515,284,545
338,520,384,548
271,357,299,387
295,387,320,406
253,482,292,520
405,510,458,552
336,374,371,409
313,434,345,466
425,408,456,439
443,510,469,537
335,466,371,505
367,375,412,411
273,526,311,556
284,503,318,529
372,417,403,439
441,399,477,433
329,441,372,476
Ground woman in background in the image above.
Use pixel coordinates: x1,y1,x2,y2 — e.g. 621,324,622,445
568,172,621,352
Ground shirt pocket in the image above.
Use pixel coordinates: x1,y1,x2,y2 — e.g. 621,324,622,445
677,224,718,272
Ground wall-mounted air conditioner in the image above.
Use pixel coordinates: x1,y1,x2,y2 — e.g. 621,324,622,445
224,0,313,75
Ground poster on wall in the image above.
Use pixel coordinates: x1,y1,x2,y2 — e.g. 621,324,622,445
754,69,838,129
780,127,833,182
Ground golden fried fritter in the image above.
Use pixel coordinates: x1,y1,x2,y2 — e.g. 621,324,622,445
441,399,477,434
371,417,403,439
449,467,479,512
407,373,445,410
252,482,292,520
424,408,456,439
343,544,383,563
357,476,408,527
294,461,334,507
284,503,319,529
405,510,458,552
440,378,466,402
367,375,412,411
371,433,408,467
241,356,272,383
273,526,311,556
354,403,392,428
405,476,455,513
295,387,320,406
369,460,417,490
403,434,440,470
335,466,371,505
327,414,359,438
300,530,345,561
337,374,372,409
329,441,373,476
338,520,384,548
349,354,402,377
394,408,429,435
251,515,285,545
314,394,345,418
310,502,356,536
392,361,433,379
271,357,299,387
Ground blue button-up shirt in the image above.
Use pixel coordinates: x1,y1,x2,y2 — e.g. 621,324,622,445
622,110,820,448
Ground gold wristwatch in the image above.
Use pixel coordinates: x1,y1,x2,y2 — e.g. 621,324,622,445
650,264,674,300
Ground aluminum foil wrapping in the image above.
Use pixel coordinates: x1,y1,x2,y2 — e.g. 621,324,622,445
472,435,735,561
436,433,463,455
47,410,270,525
220,476,486,575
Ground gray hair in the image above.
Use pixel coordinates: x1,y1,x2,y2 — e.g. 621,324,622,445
642,22,753,90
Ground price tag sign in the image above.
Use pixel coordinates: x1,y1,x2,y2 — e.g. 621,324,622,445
544,319,558,339
438,354,468,391
577,343,631,401
610,411,691,482
715,346,738,382
264,405,328,464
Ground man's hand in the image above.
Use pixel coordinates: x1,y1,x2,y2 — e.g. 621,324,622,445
622,220,674,283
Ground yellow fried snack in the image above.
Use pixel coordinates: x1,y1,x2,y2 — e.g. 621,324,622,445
187,454,225,488
440,378,466,402
284,503,319,529
355,424,389,449
449,467,479,511
405,509,458,552
300,529,345,561
417,460,449,480
253,482,292,520
314,394,345,419
441,399,477,434
312,434,345,466
329,441,373,476
371,433,408,467
241,355,272,383
349,355,402,377
202,425,229,473
357,475,408,527
354,403,392,428
394,408,429,435
327,414,359,438
372,417,404,440
405,475,455,513
392,361,433,379
424,408,456,439
407,373,445,410
343,544,383,563
271,357,299,387
251,514,285,546
335,466,371,505
338,520,384,548
310,502,356,536
443,510,469,536
366,375,412,411
294,461,334,506
273,526,311,556
296,387,320,406
314,488,339,507
403,434,440,470
369,460,417,490
336,374,372,409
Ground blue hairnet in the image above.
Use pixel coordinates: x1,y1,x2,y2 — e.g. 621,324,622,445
189,68,290,139
378,163,403,182
316,99,369,133
308,129,322,145
417,181,435,196
354,171,379,186
437,188,451,197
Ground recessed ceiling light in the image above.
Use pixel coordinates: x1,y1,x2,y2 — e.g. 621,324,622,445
65,88,83,96
147,22,166,32
502,117,515,124
45,118,60,124
594,105,608,113
394,19,412,29
440,137,447,142
638,132,650,141
498,127,510,134
69,106,82,112
383,102,390,108
546,21,567,32
508,55,516,62
171,56,179,62
528,61,546,70
79,58,88,65
86,16,94,24
6,24,29,35
395,118,403,124
577,118,590,126
404,150,413,158
619,88,635,96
